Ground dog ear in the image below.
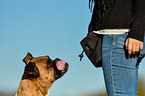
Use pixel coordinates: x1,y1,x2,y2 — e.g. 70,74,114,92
24,62,40,78
23,52,33,64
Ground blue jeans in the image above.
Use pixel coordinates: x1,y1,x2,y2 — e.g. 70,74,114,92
102,33,145,96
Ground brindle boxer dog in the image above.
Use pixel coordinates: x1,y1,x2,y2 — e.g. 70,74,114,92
15,52,69,96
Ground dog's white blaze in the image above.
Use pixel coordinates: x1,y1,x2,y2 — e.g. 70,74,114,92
46,89,50,96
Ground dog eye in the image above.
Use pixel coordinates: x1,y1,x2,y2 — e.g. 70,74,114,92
47,59,52,67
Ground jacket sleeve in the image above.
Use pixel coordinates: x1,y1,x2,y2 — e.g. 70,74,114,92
128,0,145,42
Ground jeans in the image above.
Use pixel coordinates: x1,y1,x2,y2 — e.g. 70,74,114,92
102,33,145,96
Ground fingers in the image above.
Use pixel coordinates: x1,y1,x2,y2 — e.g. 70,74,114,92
125,38,143,55
139,42,143,51
125,39,131,55
134,43,139,53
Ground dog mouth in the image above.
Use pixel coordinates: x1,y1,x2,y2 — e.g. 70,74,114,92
56,60,66,71
53,59,69,79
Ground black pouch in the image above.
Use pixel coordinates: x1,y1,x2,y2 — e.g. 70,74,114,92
79,33,103,68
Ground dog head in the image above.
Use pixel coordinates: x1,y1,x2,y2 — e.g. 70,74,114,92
22,52,69,83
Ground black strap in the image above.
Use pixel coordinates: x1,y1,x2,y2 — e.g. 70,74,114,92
79,50,84,61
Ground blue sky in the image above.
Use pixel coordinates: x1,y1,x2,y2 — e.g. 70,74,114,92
0,0,145,96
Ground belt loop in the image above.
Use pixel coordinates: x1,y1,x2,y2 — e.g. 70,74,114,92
113,35,116,45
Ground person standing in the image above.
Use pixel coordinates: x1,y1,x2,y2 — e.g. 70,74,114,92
88,0,145,96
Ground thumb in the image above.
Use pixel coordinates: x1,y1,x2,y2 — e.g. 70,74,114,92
125,38,128,49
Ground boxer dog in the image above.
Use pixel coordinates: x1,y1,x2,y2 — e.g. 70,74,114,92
16,52,69,96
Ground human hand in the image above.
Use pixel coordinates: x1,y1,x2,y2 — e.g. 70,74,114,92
125,38,143,55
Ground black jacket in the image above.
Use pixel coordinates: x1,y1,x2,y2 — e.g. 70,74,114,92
89,0,145,41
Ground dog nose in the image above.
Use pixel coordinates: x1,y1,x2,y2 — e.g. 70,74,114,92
55,58,61,61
